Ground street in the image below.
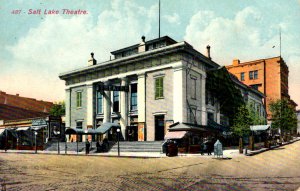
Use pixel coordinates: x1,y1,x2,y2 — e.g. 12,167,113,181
1,141,300,191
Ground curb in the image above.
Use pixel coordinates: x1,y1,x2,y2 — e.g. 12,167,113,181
0,150,165,159
245,138,300,156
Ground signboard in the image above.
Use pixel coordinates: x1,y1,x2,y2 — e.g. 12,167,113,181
97,84,129,92
138,122,145,141
32,119,47,126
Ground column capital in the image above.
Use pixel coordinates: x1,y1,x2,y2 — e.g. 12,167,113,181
121,77,129,83
137,73,146,78
86,84,93,88
172,61,184,71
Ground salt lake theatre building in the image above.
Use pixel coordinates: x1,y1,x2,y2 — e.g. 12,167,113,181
59,36,265,143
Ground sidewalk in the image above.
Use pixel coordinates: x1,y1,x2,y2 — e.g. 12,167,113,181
246,137,300,156
2,138,298,158
0,148,242,159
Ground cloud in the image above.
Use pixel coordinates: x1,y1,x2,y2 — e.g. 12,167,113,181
2,0,157,102
164,13,180,24
184,6,300,108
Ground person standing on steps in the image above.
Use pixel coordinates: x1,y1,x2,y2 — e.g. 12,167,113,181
86,139,90,154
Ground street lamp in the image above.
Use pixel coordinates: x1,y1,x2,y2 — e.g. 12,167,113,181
34,131,38,154
76,133,79,155
5,128,7,152
57,131,60,155
117,128,120,157
65,137,67,155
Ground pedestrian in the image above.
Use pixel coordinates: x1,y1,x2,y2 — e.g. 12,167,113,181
200,142,206,155
207,141,212,155
96,141,101,152
128,128,135,141
86,139,90,154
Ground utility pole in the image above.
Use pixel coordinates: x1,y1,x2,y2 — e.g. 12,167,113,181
279,27,282,58
159,0,161,38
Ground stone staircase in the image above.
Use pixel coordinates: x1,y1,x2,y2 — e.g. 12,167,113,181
109,141,164,153
44,141,164,153
45,142,94,153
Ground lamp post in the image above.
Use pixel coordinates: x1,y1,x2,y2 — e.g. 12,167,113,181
117,128,120,157
5,128,7,152
76,133,79,155
57,131,60,155
65,137,67,155
34,131,38,154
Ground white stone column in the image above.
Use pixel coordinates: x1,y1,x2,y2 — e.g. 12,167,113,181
173,64,185,122
103,83,111,123
138,74,146,122
201,74,207,126
137,73,146,141
65,88,71,128
86,84,94,127
85,84,93,141
120,78,128,139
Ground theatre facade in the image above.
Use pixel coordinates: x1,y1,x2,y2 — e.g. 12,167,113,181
59,36,232,142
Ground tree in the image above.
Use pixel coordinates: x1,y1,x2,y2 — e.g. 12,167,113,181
49,101,65,117
247,103,266,126
269,98,297,134
231,104,252,138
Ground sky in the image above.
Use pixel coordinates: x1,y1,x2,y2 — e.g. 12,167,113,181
0,0,300,108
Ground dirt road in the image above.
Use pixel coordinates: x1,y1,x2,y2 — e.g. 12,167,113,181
1,141,300,190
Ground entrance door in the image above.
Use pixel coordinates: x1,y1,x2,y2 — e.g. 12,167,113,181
155,115,165,141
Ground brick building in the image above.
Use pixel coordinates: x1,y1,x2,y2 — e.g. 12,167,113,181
0,92,59,149
226,56,297,120
0,91,53,113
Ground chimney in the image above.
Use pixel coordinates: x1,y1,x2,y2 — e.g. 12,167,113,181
138,36,146,53
88,52,97,66
206,45,211,59
233,59,240,66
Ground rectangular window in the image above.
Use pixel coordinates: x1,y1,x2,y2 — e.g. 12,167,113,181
76,91,82,108
130,84,138,111
97,91,103,114
249,71,254,80
254,70,258,79
155,77,164,99
113,91,119,112
76,121,83,142
250,84,261,91
191,78,197,99
76,121,83,129
189,108,196,123
240,72,245,81
207,112,214,121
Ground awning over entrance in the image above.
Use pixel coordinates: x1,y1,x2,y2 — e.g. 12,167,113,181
65,122,121,135
16,127,31,131
65,128,85,134
207,119,229,132
250,125,271,131
31,125,47,131
95,122,120,134
164,131,187,139
168,122,207,132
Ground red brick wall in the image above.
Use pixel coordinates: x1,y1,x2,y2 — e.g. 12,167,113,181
0,91,53,113
226,57,289,119
226,60,265,94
